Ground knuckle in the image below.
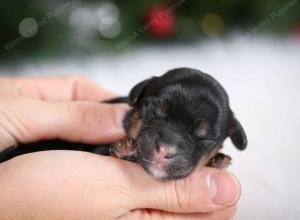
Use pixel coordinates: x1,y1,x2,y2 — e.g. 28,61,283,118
168,172,203,212
82,106,99,128
64,75,87,100
171,177,199,211
174,181,193,211
68,102,98,128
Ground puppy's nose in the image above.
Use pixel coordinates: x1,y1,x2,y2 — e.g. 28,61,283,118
153,144,177,166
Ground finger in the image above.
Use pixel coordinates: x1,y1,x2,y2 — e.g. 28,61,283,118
0,151,237,220
0,75,117,101
120,205,237,220
0,94,129,146
126,165,241,214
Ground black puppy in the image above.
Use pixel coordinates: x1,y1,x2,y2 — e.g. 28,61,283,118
0,68,247,180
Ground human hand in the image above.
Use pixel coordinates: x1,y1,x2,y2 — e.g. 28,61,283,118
0,75,128,151
0,75,240,219
0,150,240,220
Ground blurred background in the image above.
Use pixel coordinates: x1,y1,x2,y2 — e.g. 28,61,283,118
1,0,300,60
1,1,300,219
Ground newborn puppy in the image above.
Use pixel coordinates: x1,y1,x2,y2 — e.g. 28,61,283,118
0,68,247,180
120,67,247,179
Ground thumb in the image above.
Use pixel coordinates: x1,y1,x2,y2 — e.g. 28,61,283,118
0,94,129,147
133,167,241,213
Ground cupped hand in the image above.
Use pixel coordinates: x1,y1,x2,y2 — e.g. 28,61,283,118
0,75,240,220
0,151,239,220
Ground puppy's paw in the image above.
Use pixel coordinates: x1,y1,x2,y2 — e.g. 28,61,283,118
207,153,232,169
110,138,137,161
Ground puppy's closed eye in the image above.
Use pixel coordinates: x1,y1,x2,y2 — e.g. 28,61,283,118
154,104,169,117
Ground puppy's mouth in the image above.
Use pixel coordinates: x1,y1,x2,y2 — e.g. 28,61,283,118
110,137,193,179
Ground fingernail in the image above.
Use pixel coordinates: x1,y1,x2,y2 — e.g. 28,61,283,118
209,172,240,206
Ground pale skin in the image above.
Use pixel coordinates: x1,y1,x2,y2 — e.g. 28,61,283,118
0,76,241,220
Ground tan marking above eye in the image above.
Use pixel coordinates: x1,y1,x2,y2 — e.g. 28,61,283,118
194,120,210,138
128,111,143,139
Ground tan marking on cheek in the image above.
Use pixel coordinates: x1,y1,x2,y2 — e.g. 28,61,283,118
129,119,142,139
127,111,143,139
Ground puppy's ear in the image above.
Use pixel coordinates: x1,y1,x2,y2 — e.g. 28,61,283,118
129,78,153,106
228,115,247,150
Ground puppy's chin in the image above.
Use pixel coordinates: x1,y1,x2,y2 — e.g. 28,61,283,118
145,164,195,180
140,158,195,180
147,165,168,179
